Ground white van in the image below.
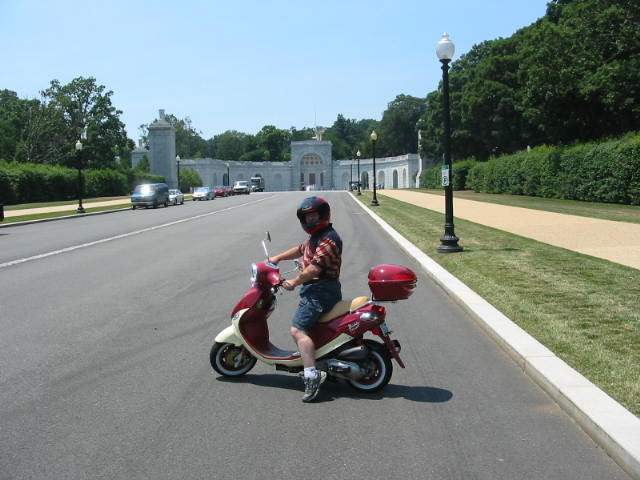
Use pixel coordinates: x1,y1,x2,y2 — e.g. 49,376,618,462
233,181,251,194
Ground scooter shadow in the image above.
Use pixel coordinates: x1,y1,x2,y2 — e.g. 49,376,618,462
217,373,453,404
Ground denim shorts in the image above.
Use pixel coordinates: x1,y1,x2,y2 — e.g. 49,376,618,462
291,280,342,333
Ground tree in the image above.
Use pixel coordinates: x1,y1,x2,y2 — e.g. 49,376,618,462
0,90,60,164
377,95,426,157
135,155,150,172
519,0,640,143
41,76,130,169
255,125,290,161
179,167,202,191
165,114,210,158
213,130,253,160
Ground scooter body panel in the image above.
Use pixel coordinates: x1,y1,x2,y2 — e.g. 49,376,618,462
231,306,356,367
215,325,241,345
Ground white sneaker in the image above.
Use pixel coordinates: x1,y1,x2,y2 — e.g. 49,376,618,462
302,371,327,402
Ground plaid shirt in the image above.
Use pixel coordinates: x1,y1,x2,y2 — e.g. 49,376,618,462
298,224,342,281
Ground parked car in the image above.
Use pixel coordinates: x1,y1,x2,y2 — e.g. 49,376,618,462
168,189,184,205
213,186,227,197
223,185,234,196
131,183,170,209
233,180,251,194
192,186,215,201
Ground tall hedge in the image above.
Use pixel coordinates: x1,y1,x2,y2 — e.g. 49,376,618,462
0,162,165,205
465,134,640,205
420,158,478,191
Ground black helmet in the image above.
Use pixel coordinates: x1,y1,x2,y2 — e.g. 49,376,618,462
296,196,331,234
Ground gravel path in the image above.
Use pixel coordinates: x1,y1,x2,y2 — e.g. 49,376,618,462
380,189,640,270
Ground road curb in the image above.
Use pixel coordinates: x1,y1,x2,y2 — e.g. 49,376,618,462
350,193,640,480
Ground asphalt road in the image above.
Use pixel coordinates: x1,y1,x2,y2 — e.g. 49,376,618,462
0,192,630,479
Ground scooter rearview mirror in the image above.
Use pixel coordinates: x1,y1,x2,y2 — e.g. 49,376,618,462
262,232,271,262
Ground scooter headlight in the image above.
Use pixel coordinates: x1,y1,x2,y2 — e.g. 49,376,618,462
251,263,258,283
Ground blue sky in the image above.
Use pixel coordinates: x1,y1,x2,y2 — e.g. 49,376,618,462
0,0,550,141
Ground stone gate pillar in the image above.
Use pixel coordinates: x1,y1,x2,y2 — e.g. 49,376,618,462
291,140,332,190
148,109,177,188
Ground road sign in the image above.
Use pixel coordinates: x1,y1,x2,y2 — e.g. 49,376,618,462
441,165,450,187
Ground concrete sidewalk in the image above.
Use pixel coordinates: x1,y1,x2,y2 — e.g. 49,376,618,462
380,189,640,270
3,198,130,218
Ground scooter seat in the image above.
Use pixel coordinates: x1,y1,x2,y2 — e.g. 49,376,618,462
318,296,371,323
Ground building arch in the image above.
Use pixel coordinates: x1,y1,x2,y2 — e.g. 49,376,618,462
378,171,386,189
273,174,283,191
361,171,369,190
341,172,350,189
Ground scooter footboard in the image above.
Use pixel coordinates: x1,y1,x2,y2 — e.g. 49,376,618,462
215,325,242,345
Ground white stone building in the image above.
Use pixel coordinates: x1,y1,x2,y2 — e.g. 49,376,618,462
132,110,424,191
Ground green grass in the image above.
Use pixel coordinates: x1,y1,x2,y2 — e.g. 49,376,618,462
356,191,640,417
415,189,640,224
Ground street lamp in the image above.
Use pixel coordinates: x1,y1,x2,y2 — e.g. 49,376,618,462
175,155,181,189
370,131,379,206
350,156,353,188
75,139,85,214
226,162,230,186
356,150,361,195
436,32,462,253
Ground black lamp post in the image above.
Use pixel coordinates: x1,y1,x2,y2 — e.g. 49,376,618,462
356,149,362,195
350,157,353,188
176,154,181,189
370,131,379,206
226,163,230,186
75,139,85,214
436,32,462,253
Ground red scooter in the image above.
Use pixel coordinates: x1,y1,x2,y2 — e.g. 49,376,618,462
210,238,417,392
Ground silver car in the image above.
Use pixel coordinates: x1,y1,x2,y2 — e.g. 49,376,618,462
168,189,184,205
192,186,214,201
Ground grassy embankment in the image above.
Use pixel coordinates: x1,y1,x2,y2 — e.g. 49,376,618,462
354,190,639,417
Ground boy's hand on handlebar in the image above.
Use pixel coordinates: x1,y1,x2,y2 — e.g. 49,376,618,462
282,279,295,291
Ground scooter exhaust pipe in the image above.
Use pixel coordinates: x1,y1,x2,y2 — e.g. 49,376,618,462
321,359,365,381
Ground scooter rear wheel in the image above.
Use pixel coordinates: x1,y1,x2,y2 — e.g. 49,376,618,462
347,340,393,392
210,342,257,377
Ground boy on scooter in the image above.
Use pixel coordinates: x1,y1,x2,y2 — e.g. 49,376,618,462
270,196,343,402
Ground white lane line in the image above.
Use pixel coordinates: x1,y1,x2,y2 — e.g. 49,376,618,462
0,197,273,269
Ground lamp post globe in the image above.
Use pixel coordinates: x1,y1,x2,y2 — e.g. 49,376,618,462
370,131,379,206
436,32,455,61
75,140,85,214
356,150,362,195
436,32,462,253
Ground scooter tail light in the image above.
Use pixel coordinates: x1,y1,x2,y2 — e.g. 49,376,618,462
371,327,382,335
359,312,378,322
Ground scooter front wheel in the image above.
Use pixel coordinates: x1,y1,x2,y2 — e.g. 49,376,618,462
210,342,257,377
347,340,393,392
